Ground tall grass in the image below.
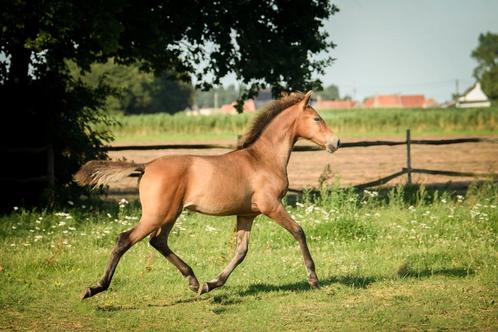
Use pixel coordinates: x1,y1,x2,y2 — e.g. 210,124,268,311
106,107,498,142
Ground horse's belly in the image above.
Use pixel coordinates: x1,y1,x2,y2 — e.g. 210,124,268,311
183,196,252,216
183,184,253,216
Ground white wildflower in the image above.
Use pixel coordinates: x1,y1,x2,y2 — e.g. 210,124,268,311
67,200,74,206
119,198,129,208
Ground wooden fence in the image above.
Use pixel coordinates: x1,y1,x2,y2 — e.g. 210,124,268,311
0,145,55,186
2,131,495,193
106,130,498,192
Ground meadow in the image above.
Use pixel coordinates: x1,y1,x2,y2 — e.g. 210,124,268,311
0,184,497,330
108,106,498,143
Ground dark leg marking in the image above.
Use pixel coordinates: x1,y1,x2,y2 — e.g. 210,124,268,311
149,224,200,292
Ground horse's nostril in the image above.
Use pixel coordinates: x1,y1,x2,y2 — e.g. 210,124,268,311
337,139,341,148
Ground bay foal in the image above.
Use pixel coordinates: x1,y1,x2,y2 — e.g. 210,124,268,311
76,91,340,299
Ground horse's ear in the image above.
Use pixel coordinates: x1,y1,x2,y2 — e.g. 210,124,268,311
301,90,313,109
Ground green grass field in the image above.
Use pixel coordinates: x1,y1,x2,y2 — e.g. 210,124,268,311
1,184,497,330
108,107,498,143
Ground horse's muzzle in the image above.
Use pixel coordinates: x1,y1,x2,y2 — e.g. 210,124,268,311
326,137,340,153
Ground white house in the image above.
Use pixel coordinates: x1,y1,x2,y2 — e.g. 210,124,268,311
456,82,491,108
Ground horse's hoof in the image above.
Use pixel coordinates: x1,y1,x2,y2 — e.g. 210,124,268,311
80,287,93,300
308,279,320,289
189,283,200,293
187,277,200,293
197,283,209,296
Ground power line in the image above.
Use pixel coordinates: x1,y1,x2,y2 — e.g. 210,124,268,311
333,79,474,90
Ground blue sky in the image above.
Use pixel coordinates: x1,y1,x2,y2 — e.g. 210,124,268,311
322,0,498,102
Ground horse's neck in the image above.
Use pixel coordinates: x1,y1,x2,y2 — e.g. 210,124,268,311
248,109,297,171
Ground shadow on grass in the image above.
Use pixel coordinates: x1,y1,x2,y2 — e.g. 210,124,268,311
397,266,474,278
236,275,377,297
236,266,474,298
94,266,474,310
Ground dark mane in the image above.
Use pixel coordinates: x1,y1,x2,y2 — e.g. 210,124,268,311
236,92,305,149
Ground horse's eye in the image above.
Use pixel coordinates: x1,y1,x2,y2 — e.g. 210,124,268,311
314,117,321,122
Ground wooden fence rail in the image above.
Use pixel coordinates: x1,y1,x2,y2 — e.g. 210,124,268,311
1,131,496,193
107,130,498,191
0,145,55,186
105,136,498,151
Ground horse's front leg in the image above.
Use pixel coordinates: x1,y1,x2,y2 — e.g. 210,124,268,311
262,201,319,288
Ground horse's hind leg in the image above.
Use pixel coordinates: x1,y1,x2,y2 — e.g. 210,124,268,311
80,218,160,300
198,215,255,295
149,223,200,292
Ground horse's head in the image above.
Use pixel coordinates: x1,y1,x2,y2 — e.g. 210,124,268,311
294,91,340,153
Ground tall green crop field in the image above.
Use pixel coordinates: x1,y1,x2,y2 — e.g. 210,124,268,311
106,107,498,143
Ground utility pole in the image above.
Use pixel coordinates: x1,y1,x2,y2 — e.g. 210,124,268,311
214,91,219,109
455,79,459,98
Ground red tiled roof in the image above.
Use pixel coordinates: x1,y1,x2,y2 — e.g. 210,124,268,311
400,95,425,108
363,94,437,108
363,95,402,108
314,100,356,109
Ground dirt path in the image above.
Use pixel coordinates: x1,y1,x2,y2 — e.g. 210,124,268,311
107,136,498,191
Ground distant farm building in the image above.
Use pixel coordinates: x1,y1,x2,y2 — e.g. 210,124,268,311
314,99,356,110
219,99,256,114
363,94,437,108
456,82,491,108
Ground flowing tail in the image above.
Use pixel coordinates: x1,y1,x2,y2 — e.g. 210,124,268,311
74,160,145,189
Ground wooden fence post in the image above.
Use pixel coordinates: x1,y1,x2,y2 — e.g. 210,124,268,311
47,144,55,204
406,129,412,185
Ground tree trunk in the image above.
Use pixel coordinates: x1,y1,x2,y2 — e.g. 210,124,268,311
7,45,31,86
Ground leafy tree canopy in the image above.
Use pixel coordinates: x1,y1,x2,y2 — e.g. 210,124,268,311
0,0,337,207
1,0,337,98
472,32,498,100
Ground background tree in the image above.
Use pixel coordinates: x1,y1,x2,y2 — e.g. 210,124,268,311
472,32,498,100
194,85,240,109
315,84,340,100
0,0,337,207
69,60,193,114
